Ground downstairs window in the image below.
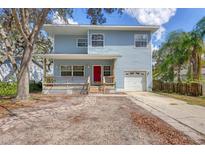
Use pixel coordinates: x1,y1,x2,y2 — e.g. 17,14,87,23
73,66,84,76
60,65,72,76
103,66,111,76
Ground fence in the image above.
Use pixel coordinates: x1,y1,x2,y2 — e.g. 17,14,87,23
153,80,203,96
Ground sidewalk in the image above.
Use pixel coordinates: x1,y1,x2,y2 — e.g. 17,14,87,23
127,92,205,144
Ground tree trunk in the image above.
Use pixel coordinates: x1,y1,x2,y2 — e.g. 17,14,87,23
16,45,33,100
192,53,202,81
196,54,202,80
177,65,181,82
187,61,193,80
16,65,29,99
191,49,199,80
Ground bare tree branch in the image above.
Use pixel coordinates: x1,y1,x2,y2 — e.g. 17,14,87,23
11,9,31,45
30,9,50,41
19,9,30,36
32,59,43,69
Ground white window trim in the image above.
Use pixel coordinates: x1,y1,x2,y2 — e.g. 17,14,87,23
134,33,149,48
60,65,85,77
91,33,105,48
76,38,88,48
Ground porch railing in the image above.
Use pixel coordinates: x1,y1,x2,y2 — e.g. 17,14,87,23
103,76,115,85
102,76,116,93
43,75,115,94
80,76,90,94
43,76,88,86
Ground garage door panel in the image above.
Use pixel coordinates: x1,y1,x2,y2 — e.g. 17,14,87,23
124,71,146,91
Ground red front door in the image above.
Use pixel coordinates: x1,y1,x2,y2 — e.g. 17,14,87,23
93,66,101,82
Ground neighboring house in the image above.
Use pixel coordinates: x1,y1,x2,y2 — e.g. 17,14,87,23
0,59,43,82
39,24,158,94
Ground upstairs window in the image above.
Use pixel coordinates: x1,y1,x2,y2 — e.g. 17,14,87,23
103,66,111,76
134,34,148,47
61,66,72,76
91,34,104,47
77,38,88,48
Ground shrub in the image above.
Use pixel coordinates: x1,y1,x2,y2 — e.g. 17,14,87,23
0,82,17,97
0,81,42,97
29,81,42,93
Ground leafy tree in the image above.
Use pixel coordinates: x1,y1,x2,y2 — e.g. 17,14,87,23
186,32,204,81
86,8,123,24
154,31,190,82
194,16,205,39
189,17,205,80
0,9,53,81
154,16,205,83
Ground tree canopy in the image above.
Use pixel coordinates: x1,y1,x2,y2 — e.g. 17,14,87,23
153,16,205,83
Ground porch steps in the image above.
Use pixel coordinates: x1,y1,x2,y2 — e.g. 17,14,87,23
89,86,104,93
89,86,116,94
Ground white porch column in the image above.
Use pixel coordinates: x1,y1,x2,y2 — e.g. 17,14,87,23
43,58,46,83
113,59,116,83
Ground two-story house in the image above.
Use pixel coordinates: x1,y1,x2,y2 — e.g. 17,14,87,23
40,24,159,94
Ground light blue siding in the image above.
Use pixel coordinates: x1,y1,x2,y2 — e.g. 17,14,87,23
54,60,113,84
52,30,153,91
54,35,87,54
88,30,152,91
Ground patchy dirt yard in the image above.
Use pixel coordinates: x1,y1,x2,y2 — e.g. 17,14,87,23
0,94,195,144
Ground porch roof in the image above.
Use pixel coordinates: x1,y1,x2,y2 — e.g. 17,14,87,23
34,54,121,60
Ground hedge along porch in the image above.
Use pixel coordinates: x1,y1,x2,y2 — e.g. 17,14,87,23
38,54,120,94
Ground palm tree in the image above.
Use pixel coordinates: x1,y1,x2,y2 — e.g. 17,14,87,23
186,15,205,81
154,31,190,82
186,32,204,81
194,16,205,39
154,16,205,83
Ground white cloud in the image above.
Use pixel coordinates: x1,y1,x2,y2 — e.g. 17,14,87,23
125,8,176,41
154,26,165,41
52,12,78,25
151,44,160,52
67,18,78,25
125,8,176,25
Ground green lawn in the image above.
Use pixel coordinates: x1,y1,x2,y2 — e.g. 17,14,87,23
154,92,205,107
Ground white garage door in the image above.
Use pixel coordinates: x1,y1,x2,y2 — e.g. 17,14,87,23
124,71,146,91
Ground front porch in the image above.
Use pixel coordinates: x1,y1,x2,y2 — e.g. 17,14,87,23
40,54,120,94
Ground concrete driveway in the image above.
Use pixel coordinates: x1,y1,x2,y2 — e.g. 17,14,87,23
127,92,205,144
0,94,194,144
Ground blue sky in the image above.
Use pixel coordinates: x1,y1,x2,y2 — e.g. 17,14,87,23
164,9,205,33
70,8,205,48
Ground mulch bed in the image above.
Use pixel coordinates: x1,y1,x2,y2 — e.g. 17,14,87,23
130,111,196,144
